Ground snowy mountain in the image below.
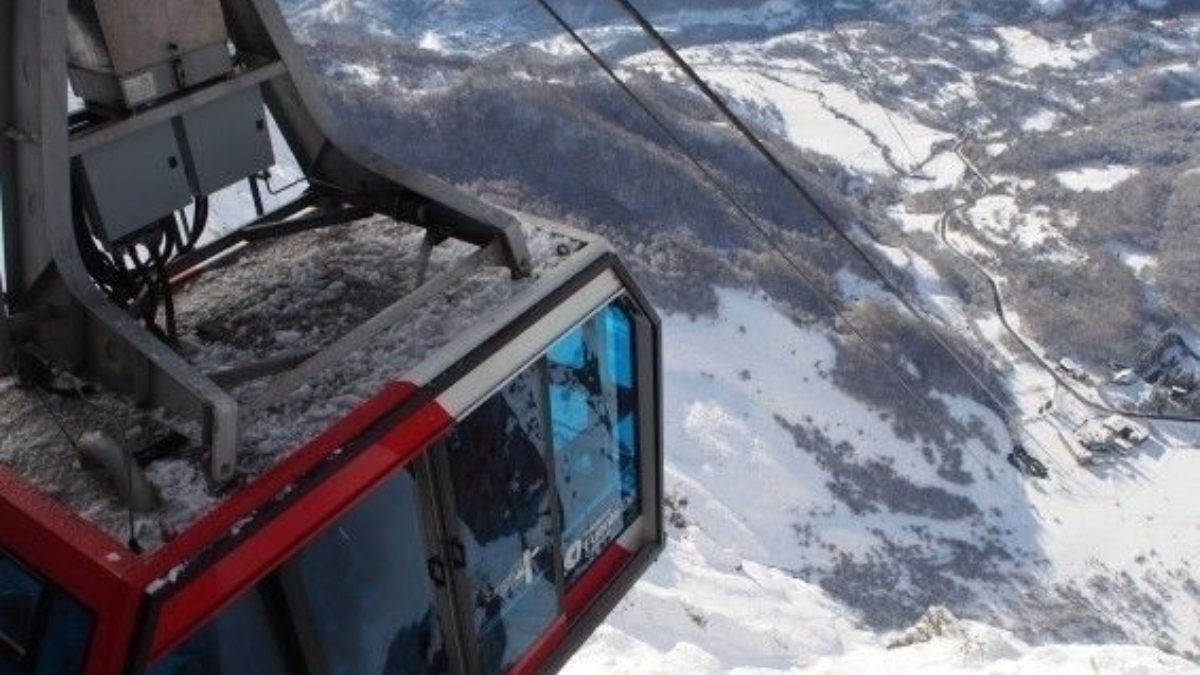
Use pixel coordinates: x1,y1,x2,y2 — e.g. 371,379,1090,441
273,0,1200,670
278,0,815,55
279,0,1192,52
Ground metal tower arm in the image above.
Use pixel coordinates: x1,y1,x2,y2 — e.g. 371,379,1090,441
1,0,532,483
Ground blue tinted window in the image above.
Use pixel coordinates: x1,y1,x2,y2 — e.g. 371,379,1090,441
286,471,445,675
549,302,641,586
603,307,633,388
433,297,645,675
548,328,585,370
549,384,588,449
147,591,288,675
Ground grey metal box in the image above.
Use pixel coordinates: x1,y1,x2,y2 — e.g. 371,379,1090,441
71,42,235,110
178,87,275,196
79,122,193,242
93,0,228,78
69,0,233,108
116,42,234,108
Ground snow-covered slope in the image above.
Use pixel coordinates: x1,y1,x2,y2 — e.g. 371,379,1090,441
279,0,1187,54
270,0,1200,669
591,11,1200,660
562,290,1200,673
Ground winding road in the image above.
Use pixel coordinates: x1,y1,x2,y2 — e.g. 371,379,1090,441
935,139,1198,425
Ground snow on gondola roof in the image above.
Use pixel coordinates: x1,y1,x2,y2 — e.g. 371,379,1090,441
0,214,594,552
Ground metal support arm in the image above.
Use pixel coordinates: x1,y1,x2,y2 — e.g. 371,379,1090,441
2,0,533,484
4,0,242,483
223,0,532,277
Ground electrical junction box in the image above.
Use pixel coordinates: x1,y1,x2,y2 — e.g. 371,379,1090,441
78,121,193,243
67,0,233,109
77,87,274,242
178,87,275,196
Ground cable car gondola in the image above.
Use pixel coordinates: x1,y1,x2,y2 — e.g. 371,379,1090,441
0,1,663,673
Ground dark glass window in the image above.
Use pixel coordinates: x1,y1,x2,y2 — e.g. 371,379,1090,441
32,593,92,675
146,590,288,675
447,368,558,675
0,556,41,662
0,553,92,675
285,471,446,675
548,303,641,585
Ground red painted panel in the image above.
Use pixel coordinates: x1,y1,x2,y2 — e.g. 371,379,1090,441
0,469,144,675
0,381,430,673
148,396,453,659
81,592,145,675
148,381,421,577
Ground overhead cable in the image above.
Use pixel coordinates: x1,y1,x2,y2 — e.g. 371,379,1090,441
604,0,1069,452
530,0,1052,509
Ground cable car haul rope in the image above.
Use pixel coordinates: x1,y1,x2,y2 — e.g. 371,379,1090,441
530,0,1052,504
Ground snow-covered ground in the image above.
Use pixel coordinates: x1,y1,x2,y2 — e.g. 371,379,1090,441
620,33,953,176
1055,166,1139,192
994,26,1097,71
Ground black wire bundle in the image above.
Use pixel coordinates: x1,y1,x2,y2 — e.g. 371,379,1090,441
72,191,209,342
